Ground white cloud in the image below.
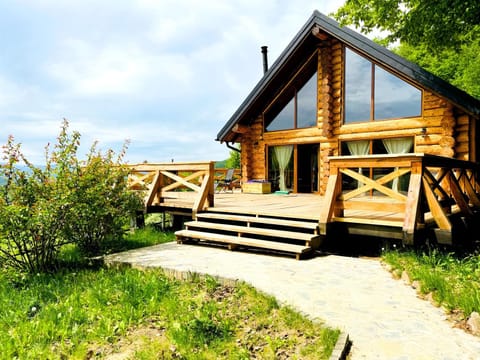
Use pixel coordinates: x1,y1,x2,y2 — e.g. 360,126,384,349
1,0,347,165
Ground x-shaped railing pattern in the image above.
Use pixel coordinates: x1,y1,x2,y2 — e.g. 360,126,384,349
320,154,480,245
127,162,215,217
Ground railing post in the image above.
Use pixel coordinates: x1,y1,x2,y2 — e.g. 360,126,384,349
318,161,342,236
403,159,423,245
192,162,215,218
208,161,215,208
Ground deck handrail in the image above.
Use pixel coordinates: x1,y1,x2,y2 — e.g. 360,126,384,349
127,161,215,217
319,153,480,245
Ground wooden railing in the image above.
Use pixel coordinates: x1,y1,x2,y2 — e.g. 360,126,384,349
319,154,480,245
127,162,215,217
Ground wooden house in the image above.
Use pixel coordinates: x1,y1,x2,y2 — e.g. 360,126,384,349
131,11,480,258
216,11,480,195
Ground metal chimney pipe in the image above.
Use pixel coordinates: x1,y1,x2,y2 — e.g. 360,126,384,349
261,46,268,74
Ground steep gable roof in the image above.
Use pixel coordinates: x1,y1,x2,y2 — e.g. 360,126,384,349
217,10,480,143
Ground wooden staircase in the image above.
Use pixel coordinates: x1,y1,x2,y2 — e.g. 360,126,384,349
175,211,322,260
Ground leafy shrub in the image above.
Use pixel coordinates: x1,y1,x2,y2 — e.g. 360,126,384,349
0,120,143,272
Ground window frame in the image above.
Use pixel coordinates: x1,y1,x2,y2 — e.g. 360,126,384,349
343,47,423,124
263,51,318,132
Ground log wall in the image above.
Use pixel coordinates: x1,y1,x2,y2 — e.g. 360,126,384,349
319,39,342,193
236,34,476,194
455,113,470,161
239,116,265,183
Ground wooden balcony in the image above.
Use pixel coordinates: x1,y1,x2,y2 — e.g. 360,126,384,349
319,153,480,245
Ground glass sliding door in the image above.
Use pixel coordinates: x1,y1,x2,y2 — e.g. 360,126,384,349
297,144,319,193
268,146,293,192
268,144,319,193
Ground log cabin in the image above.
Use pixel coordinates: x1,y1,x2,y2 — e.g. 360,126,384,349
132,11,480,258
216,10,480,195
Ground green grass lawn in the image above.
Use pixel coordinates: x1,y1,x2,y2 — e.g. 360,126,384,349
383,249,480,316
0,227,339,359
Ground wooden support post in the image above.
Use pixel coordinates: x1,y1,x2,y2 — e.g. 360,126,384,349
134,210,145,229
318,171,342,235
172,215,185,231
403,161,423,245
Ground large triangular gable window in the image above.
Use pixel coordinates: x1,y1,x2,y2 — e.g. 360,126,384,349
344,47,422,123
264,58,317,132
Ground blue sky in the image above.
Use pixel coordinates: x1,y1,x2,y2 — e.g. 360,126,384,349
0,0,345,165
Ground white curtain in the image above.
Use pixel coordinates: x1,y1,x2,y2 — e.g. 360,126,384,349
274,145,293,191
347,140,370,188
347,140,370,157
382,137,413,155
382,137,413,192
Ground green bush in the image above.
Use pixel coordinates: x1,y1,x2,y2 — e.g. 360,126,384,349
0,120,143,272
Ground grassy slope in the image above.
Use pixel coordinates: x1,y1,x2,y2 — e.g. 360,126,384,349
383,249,480,316
0,228,339,359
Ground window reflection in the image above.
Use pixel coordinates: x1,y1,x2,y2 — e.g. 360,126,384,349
345,49,371,123
265,70,317,132
344,48,422,123
374,66,422,119
266,97,294,131
297,73,318,128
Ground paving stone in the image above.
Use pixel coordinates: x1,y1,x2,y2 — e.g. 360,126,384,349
467,312,480,336
105,243,480,359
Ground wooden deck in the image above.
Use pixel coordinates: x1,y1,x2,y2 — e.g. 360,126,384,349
127,155,480,257
144,190,418,229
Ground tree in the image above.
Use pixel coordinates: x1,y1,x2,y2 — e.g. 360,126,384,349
334,0,480,50
396,40,480,99
333,0,480,99
225,146,241,169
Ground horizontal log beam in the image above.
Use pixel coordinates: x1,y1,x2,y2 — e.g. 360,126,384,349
232,124,249,134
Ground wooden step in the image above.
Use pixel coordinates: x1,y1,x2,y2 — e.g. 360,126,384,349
184,221,319,246
175,229,312,260
196,212,318,232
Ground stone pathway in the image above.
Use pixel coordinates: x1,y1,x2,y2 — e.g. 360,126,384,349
104,243,480,359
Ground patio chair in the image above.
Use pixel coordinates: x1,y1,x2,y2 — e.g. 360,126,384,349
216,168,235,193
